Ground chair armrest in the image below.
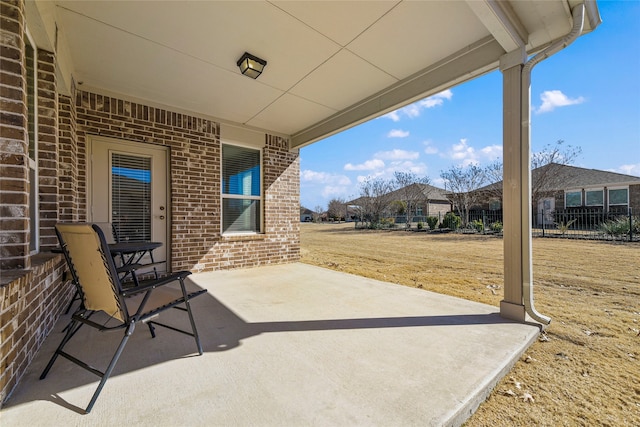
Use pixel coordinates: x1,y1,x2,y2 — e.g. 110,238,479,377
120,271,192,297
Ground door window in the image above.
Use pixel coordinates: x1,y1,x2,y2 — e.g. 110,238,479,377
111,153,152,242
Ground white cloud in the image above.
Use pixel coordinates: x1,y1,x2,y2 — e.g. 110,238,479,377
321,186,348,198
431,177,446,188
344,159,385,171
480,144,503,160
300,170,353,208
300,169,351,185
375,149,419,160
387,129,410,138
616,163,640,176
423,140,438,155
419,90,453,108
535,90,585,114
382,89,453,121
444,138,502,167
383,111,401,122
450,138,477,166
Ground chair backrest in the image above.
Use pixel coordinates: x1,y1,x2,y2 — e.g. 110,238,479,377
55,223,126,322
93,222,118,244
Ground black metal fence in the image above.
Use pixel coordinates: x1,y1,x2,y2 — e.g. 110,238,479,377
535,207,637,241
457,208,638,241
359,208,637,242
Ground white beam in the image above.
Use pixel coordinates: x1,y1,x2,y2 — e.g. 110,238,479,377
290,37,504,149
466,0,528,53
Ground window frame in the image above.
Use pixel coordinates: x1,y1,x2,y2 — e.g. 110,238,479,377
564,190,582,208
220,142,263,235
585,188,604,207
25,27,39,254
607,187,629,208
488,199,502,211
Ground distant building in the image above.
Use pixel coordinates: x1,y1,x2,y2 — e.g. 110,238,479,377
300,207,315,222
346,183,452,223
473,163,640,224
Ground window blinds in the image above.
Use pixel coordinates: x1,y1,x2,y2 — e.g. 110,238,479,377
111,153,152,241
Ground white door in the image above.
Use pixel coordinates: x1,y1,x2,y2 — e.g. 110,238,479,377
89,136,169,270
537,197,555,226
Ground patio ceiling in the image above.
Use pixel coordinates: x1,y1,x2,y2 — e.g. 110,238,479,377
28,1,599,148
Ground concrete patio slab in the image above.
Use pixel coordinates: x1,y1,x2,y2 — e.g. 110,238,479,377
1,263,540,426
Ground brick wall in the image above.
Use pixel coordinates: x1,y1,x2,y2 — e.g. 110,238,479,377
192,134,301,271
58,90,78,222
0,0,69,406
0,0,29,270
74,90,301,272
0,254,71,404
36,50,58,248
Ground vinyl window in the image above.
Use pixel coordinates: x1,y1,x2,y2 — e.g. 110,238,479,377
585,189,604,207
608,188,628,206
221,144,262,234
565,191,581,208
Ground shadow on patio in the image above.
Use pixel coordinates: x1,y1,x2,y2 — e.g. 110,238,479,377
1,263,539,426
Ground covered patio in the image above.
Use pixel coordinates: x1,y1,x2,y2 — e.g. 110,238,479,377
1,263,538,426
1,0,600,421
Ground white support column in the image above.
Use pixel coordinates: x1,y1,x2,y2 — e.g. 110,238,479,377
500,50,528,322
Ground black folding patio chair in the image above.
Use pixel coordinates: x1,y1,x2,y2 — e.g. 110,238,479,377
41,223,207,413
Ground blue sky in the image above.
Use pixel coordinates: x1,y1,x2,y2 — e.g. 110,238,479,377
300,1,640,211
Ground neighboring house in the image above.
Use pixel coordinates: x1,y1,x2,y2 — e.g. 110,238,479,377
473,163,640,224
346,183,452,223
300,207,314,222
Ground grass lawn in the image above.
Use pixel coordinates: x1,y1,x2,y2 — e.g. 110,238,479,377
300,222,640,426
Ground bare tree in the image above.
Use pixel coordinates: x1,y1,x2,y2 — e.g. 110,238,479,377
392,171,431,226
313,205,324,222
440,164,487,226
531,140,582,207
482,140,581,211
327,198,346,221
483,160,504,206
357,177,395,227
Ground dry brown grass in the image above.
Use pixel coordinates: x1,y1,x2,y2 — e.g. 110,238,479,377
300,222,640,426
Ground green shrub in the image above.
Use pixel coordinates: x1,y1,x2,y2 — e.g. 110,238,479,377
440,212,461,230
417,221,424,230
556,219,577,236
372,217,395,229
489,221,503,233
426,216,438,230
471,219,484,232
599,216,638,237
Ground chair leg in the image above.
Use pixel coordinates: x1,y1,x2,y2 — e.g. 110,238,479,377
84,322,135,413
180,279,203,355
40,319,83,380
147,322,156,338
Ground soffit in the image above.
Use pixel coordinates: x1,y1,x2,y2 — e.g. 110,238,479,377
47,1,597,148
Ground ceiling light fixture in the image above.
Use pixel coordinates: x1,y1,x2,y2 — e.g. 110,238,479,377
236,52,267,79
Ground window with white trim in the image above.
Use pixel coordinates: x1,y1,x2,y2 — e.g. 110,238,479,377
608,187,628,207
221,144,262,234
565,191,581,207
489,200,501,210
585,189,603,207
25,28,39,253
